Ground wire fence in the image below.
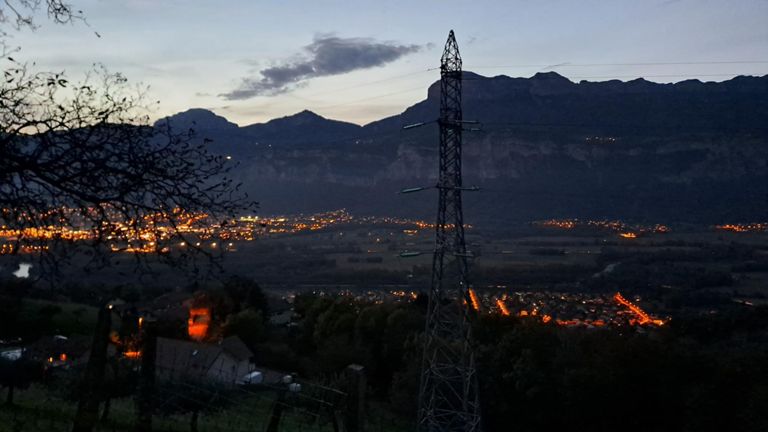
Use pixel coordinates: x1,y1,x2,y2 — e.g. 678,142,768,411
0,374,345,432
0,333,411,432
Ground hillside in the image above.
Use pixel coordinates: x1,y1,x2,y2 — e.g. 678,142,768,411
156,72,768,224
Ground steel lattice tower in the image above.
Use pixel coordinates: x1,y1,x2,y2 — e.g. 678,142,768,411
417,30,481,432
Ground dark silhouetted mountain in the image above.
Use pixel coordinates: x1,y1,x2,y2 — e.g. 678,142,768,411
240,110,363,149
155,72,768,224
155,108,239,132
382,71,768,133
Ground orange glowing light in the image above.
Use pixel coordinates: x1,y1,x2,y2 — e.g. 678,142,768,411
123,350,141,359
496,299,510,316
187,307,211,341
613,292,665,326
715,223,767,233
541,314,552,324
519,310,529,317
536,219,578,229
619,232,637,239
59,353,67,361
716,224,746,232
556,319,579,326
468,289,481,312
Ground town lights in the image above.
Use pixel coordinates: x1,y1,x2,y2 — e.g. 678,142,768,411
468,289,481,312
496,299,510,316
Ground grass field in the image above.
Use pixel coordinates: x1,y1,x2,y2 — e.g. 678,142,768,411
20,300,99,336
0,383,411,432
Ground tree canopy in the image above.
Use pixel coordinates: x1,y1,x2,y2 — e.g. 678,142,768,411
1,1,255,276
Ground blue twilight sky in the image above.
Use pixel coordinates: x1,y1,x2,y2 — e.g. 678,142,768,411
10,0,768,125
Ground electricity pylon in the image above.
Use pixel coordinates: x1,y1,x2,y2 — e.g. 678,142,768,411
417,30,481,432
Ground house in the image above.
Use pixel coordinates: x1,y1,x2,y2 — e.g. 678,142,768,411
155,336,255,385
22,335,91,368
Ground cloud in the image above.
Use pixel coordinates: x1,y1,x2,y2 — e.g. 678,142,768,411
221,35,422,100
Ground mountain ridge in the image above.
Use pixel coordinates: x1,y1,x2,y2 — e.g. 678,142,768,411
157,71,768,131
155,72,768,224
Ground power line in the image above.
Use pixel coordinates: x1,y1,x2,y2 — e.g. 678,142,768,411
238,59,767,126
316,72,765,111
306,60,768,98
560,73,764,80
310,69,766,111
460,72,766,81
272,59,768,114
301,69,436,99
313,85,428,109
468,60,768,69
417,30,481,432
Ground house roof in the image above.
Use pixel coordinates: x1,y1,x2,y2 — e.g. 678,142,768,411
155,336,253,377
219,336,252,362
156,337,222,377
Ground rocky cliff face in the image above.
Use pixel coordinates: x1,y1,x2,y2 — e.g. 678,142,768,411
157,72,768,224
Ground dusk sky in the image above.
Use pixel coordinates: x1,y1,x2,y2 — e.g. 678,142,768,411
14,0,768,125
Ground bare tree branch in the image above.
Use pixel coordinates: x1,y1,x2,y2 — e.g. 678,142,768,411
1,1,84,55
1,63,256,279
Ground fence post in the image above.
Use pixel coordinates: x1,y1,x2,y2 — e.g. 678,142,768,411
265,386,287,432
344,364,366,432
72,304,112,432
135,319,157,432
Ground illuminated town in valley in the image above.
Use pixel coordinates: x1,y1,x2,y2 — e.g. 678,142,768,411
303,287,667,328
0,208,433,255
3,208,766,256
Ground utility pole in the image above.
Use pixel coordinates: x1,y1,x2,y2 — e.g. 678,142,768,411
135,319,157,432
417,30,481,432
73,304,112,432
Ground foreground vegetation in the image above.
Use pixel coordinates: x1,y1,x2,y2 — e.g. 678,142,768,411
2,224,768,431
4,272,767,431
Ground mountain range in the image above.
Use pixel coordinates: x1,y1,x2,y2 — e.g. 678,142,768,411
157,71,768,226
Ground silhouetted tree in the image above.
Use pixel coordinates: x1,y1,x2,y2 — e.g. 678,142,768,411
1,2,254,277
1,64,253,276
222,276,269,315
1,1,81,56
0,277,26,338
223,308,266,347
